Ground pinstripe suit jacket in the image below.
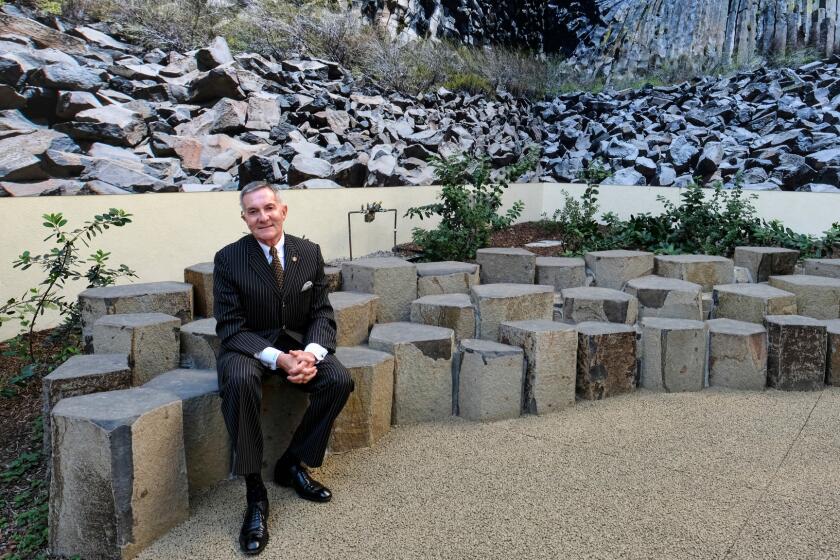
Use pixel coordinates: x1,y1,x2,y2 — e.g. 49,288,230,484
213,233,337,362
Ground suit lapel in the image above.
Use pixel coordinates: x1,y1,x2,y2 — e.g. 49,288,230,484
246,235,284,301
282,235,300,299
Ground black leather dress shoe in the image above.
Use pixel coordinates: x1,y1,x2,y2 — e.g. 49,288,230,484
274,462,332,502
239,500,269,555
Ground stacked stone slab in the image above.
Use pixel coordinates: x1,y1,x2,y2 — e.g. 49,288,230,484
827,320,840,387
654,254,735,291
576,322,637,400
410,294,476,342
768,274,840,319
260,376,309,478
640,318,706,392
711,283,797,324
734,247,799,283
475,248,536,284
340,257,417,322
764,315,828,391
470,284,554,341
180,318,219,369
623,275,703,320
535,257,586,291
332,346,395,452
499,320,578,415
50,388,189,560
329,291,379,346
803,258,840,279
93,313,181,385
561,287,639,324
369,322,454,424
324,266,342,293
184,262,214,318
144,369,231,496
415,261,479,296
706,319,768,390
457,339,524,421
584,250,654,290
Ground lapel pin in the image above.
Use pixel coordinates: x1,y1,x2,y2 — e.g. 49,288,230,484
292,256,298,263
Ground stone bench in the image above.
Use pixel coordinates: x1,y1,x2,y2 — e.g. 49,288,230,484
640,318,706,392
768,274,840,319
470,284,554,341
475,248,536,284
828,320,840,387
803,258,840,279
575,322,637,400
184,262,214,318
369,322,454,424
623,275,703,320
765,315,828,391
560,287,639,325
456,339,524,421
584,249,654,290
93,312,181,385
734,247,799,283
654,254,735,291
499,320,577,415
324,265,342,293
180,318,219,369
706,319,768,390
711,283,797,324
415,261,479,296
535,257,586,291
50,388,188,560
410,294,476,342
329,291,379,346
341,257,417,322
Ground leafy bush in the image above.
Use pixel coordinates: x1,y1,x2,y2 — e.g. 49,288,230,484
443,72,495,96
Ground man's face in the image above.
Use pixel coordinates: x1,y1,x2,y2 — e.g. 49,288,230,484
241,187,288,246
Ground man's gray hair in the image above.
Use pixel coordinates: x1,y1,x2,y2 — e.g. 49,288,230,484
239,182,283,210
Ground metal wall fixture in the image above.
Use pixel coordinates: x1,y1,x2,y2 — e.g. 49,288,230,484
347,202,397,260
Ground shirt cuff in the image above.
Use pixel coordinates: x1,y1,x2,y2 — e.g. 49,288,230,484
257,347,283,370
304,343,328,363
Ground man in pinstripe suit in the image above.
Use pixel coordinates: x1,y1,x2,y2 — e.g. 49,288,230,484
214,182,354,555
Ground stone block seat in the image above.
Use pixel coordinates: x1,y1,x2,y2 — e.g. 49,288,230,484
654,254,735,291
706,319,768,390
340,257,417,322
560,287,639,325
734,247,799,283
475,247,536,284
184,262,214,318
584,249,654,290
415,261,479,296
803,258,840,279
470,284,554,340
180,318,219,369
535,257,586,291
368,322,454,424
49,388,188,560
324,265,342,293
410,293,476,342
457,339,524,422
768,274,840,319
575,322,637,400
711,283,797,324
92,312,181,385
827,320,840,387
329,291,379,346
260,376,309,479
764,315,828,391
640,318,706,393
623,275,703,320
144,369,231,496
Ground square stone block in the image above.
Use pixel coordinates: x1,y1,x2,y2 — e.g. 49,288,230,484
93,313,181,385
768,274,840,319
583,249,654,290
329,291,379,346
324,265,342,292
341,257,417,322
457,339,524,422
624,275,703,320
499,320,578,415
827,320,840,387
640,318,707,392
576,322,637,400
654,254,735,291
415,261,479,297
535,257,586,291
50,388,188,560
475,247,536,284
764,315,828,391
561,287,638,324
332,346,395,452
184,262,214,318
470,284,554,341
712,283,797,324
803,258,840,279
410,293,476,342
369,322,454,424
261,376,309,479
706,319,767,390
734,247,799,283
180,318,219,369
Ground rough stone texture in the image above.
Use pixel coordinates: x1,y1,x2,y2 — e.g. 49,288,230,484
415,261,479,297
340,258,417,323
144,369,231,496
733,266,753,283
623,275,703,320
475,248,536,284
457,339,524,422
768,274,840,319
260,376,309,479
470,284,554,341
324,266,342,293
712,283,797,324
535,257,586,292
184,262,214,318
329,291,379,347
368,322,454,425
92,313,181,385
640,318,706,393
561,287,639,325
49,388,188,560
764,315,828,391
827,320,840,387
180,318,219,370
498,320,578,415
576,322,637,400
410,294,476,342
332,346,395,452
734,247,799,283
583,250,654,290
654,254,735,291
803,258,840,279
706,319,768,391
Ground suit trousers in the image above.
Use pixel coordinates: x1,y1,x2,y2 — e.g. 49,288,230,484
217,350,354,475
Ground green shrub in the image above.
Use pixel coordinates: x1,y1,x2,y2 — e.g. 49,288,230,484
443,72,495,96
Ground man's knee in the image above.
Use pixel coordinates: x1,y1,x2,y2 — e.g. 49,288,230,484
219,354,263,396
321,361,354,397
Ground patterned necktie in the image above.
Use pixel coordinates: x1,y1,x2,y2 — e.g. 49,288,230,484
269,245,284,291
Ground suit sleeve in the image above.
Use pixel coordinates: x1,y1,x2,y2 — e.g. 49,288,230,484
213,249,276,358
304,244,337,353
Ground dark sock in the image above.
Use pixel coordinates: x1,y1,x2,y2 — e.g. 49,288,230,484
245,473,267,503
